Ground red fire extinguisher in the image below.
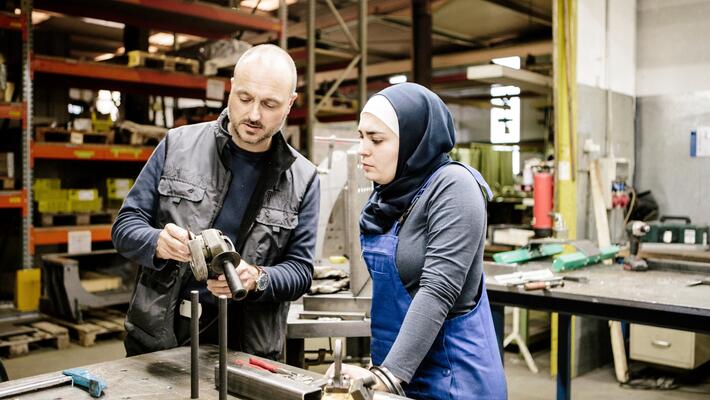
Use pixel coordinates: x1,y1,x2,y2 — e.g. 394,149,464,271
533,167,554,238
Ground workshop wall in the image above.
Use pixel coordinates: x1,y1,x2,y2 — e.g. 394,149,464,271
567,0,638,377
635,0,710,225
576,0,637,241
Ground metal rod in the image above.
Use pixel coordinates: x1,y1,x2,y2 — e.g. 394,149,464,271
358,0,368,114
324,0,360,52
219,295,228,400
190,290,199,399
21,0,33,269
0,375,71,398
313,135,360,144
279,0,287,50
556,313,572,400
306,0,316,160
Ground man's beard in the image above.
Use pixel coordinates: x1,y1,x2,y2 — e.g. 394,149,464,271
232,119,281,146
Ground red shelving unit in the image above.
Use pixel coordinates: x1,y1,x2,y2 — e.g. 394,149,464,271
34,0,280,38
31,142,154,162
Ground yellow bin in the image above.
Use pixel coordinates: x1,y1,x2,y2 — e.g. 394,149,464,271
15,268,41,312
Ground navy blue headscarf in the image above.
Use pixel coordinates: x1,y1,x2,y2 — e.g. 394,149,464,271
359,83,456,235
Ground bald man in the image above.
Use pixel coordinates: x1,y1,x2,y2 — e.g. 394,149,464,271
112,45,320,358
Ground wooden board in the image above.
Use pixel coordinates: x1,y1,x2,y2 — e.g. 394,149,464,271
589,160,612,265
0,177,13,190
80,272,123,293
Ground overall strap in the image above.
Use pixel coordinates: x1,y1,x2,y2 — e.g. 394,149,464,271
393,162,451,234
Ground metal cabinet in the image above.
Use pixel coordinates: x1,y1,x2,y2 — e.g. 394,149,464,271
630,324,710,369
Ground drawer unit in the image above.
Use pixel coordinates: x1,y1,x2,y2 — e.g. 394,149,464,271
630,324,710,369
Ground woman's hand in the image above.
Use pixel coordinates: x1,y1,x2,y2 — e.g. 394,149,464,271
324,363,389,391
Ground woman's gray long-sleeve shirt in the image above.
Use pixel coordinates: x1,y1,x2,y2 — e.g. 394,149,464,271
381,163,488,383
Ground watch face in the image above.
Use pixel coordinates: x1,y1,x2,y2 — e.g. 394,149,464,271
257,272,268,291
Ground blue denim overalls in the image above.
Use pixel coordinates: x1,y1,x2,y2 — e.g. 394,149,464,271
361,162,507,399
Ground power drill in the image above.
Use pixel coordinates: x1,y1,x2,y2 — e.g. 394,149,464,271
187,229,248,300
624,221,651,271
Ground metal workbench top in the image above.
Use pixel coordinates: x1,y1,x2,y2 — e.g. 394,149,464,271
484,261,710,333
0,345,316,399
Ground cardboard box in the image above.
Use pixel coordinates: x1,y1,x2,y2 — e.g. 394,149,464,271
0,152,14,178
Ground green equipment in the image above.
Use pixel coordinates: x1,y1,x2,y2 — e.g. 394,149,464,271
493,243,564,264
552,245,619,272
641,216,708,246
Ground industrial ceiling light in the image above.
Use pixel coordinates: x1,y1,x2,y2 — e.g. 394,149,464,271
240,0,296,12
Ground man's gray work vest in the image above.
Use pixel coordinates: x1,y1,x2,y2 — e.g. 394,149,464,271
124,111,316,359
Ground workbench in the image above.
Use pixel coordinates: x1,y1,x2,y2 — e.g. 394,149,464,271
484,260,710,400
0,345,322,399
285,303,371,367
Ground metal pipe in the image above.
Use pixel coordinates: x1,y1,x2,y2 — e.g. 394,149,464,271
313,135,360,144
358,0,368,114
21,0,34,270
306,0,316,160
219,295,228,400
190,290,199,399
279,0,287,50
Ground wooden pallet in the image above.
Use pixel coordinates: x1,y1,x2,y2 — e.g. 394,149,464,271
36,211,114,227
0,176,13,190
0,321,70,358
52,309,125,347
35,127,114,145
127,50,199,74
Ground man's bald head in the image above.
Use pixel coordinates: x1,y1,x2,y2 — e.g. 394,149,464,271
233,44,297,95
227,44,299,153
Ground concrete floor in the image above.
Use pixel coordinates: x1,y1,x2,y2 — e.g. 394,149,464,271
3,338,709,399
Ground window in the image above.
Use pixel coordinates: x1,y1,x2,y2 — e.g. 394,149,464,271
490,56,521,175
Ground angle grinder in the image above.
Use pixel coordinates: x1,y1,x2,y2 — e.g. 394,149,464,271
187,228,248,300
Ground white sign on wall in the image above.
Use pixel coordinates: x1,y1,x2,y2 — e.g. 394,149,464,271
695,127,710,157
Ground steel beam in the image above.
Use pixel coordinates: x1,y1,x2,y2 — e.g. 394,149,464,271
482,0,552,27
411,0,432,88
315,40,552,85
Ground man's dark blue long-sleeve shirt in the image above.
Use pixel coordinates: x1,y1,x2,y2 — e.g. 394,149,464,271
112,132,320,304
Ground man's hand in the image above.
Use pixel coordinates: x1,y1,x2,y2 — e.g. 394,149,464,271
206,259,259,297
155,223,191,262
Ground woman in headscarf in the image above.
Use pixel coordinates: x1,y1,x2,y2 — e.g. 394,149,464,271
332,83,507,399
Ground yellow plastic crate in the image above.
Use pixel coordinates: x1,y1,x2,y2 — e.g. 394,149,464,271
70,198,103,213
34,189,69,201
106,178,134,200
37,199,71,213
33,178,61,191
68,189,99,202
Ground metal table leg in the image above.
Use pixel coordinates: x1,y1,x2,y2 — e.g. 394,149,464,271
491,303,505,366
286,338,305,368
557,313,572,400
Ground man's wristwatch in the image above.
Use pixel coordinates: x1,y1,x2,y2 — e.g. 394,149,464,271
255,266,269,292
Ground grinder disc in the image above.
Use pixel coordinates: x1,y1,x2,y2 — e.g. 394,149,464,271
188,238,209,281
